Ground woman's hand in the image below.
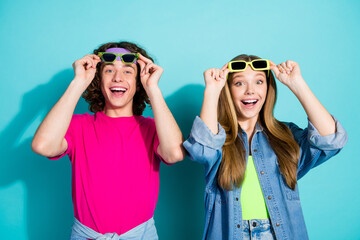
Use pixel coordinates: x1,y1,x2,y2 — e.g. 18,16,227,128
72,54,101,86
137,53,163,92
203,64,229,93
270,60,336,135
270,60,305,91
200,64,229,134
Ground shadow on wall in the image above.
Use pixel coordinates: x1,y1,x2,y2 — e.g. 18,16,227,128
0,70,207,240
0,69,79,239
151,84,206,240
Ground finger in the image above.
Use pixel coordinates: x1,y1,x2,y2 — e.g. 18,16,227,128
91,57,101,68
86,55,99,66
207,68,215,78
221,63,229,71
145,63,155,74
214,69,220,81
138,53,153,64
269,60,277,68
208,69,213,78
276,64,284,74
286,60,296,71
270,62,280,77
82,56,96,70
138,59,146,74
278,64,285,73
223,68,230,79
89,54,101,61
285,60,292,69
85,54,100,63
220,68,229,80
280,62,290,74
280,62,287,69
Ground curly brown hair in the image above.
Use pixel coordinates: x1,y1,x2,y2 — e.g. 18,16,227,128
82,41,154,115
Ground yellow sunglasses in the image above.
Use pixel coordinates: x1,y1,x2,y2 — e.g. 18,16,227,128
228,59,270,73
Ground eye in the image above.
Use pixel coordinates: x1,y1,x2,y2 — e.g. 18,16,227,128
234,81,244,86
103,68,114,73
256,80,264,84
123,68,135,74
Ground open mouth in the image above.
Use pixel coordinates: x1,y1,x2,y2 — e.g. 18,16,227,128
241,99,258,108
110,87,127,96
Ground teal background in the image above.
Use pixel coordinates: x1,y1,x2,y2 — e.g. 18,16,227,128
0,0,359,239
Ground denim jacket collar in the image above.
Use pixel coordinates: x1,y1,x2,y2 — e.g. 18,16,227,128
238,122,264,138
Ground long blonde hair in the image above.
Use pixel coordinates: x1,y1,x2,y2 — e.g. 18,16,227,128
217,54,300,190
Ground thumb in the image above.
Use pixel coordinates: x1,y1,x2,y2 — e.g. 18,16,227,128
269,60,280,78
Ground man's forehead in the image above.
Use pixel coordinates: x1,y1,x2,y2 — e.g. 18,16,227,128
104,61,137,70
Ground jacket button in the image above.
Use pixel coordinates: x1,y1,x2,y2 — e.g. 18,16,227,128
260,171,264,175
236,197,239,201
276,223,280,227
268,196,272,200
253,149,258,152
237,224,240,228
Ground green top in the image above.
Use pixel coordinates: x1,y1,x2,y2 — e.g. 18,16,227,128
241,155,270,220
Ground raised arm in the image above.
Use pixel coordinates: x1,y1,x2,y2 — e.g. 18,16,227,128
200,65,229,134
270,60,336,136
137,54,185,164
182,65,228,181
31,55,100,157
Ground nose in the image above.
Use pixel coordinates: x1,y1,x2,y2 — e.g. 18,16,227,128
245,83,255,95
113,71,123,82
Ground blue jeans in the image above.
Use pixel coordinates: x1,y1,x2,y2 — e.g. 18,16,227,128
242,219,276,240
70,217,158,240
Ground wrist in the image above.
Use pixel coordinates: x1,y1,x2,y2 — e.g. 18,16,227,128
204,86,222,98
146,85,161,99
71,77,91,92
288,77,309,96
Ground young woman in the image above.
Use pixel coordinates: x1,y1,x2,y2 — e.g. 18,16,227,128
32,41,185,239
183,55,348,240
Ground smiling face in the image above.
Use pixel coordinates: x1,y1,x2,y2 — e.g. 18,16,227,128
229,66,268,123
100,61,138,117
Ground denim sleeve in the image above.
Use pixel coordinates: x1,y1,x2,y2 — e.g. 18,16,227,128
286,116,348,179
183,116,226,178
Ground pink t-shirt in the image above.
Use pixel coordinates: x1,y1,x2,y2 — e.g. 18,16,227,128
50,111,162,234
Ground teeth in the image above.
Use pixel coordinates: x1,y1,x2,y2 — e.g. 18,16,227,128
243,100,257,103
111,87,126,92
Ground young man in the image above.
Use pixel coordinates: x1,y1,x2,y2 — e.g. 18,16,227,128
32,41,185,239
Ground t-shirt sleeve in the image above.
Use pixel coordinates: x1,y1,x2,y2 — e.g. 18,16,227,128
47,114,80,161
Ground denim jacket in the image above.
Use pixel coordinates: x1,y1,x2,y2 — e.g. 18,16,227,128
183,116,347,240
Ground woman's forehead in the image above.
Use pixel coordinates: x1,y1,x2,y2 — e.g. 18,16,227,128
232,69,266,79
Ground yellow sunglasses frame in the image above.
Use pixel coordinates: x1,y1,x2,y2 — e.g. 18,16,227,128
228,59,270,72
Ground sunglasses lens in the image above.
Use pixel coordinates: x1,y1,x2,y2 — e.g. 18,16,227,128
231,61,246,70
122,54,136,63
102,53,117,62
252,60,268,69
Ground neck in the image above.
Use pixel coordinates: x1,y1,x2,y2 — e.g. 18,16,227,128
103,106,134,118
238,117,258,150
238,117,258,135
